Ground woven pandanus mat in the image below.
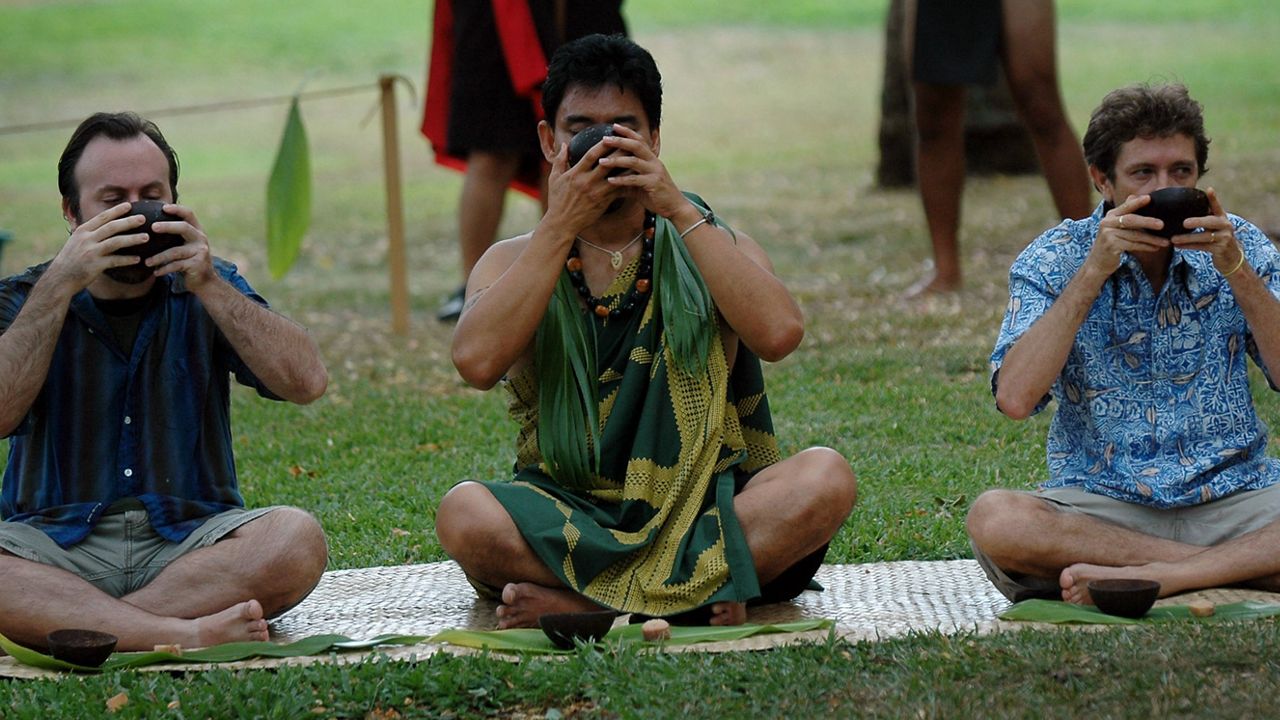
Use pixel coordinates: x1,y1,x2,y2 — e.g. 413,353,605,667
266,560,1011,644
269,559,1280,643
3,560,1277,678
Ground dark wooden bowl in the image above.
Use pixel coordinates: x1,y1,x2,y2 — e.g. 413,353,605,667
1132,187,1210,238
46,628,118,667
1088,578,1161,618
538,610,617,650
120,199,184,260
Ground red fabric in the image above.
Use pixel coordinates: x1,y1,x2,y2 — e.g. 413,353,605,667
420,0,546,199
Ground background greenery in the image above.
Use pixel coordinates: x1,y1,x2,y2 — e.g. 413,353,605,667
2,0,1279,716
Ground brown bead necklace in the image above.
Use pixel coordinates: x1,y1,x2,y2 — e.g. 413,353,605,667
565,211,656,319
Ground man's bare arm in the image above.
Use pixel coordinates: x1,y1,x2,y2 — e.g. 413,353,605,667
193,277,327,404
452,143,621,389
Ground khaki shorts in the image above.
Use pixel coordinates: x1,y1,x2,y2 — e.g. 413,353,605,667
972,483,1280,602
0,500,279,598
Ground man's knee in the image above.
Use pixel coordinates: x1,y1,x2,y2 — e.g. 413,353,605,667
794,447,858,530
966,489,1042,553
436,482,509,563
243,507,328,580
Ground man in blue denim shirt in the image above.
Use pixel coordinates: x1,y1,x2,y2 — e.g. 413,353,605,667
967,84,1280,604
0,113,329,650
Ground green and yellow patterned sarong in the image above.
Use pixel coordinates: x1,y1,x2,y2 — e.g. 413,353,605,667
484,258,782,617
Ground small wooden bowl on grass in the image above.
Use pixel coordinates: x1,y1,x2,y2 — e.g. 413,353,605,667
46,628,118,667
1087,579,1161,619
538,610,617,650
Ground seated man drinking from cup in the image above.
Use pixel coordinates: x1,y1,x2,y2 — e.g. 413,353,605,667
967,83,1280,604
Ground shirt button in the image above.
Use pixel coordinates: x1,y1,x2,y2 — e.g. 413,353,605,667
123,468,133,478
124,416,132,425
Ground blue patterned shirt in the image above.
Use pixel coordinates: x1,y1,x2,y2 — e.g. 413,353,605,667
0,259,280,547
992,204,1280,508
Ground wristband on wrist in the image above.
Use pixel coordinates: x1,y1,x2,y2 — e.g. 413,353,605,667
678,208,715,239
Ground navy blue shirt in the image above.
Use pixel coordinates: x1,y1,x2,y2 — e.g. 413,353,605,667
0,259,280,547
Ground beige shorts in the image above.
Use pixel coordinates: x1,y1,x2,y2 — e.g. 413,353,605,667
0,499,279,598
972,483,1280,602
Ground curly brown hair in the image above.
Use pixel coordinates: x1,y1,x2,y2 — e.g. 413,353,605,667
1082,83,1210,181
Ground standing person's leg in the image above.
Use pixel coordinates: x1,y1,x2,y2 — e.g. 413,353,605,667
910,83,968,295
904,0,1000,296
1000,0,1093,220
458,151,523,279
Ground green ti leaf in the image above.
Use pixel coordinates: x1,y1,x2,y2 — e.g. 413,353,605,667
535,272,600,488
266,96,311,279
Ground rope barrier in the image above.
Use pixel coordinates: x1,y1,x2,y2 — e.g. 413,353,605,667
0,83,381,137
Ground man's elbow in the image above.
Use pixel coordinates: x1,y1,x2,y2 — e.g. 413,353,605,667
994,387,1034,420
290,367,328,405
753,319,804,362
452,346,501,390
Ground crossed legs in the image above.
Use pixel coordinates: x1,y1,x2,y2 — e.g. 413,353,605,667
435,447,857,628
0,507,327,651
967,488,1280,604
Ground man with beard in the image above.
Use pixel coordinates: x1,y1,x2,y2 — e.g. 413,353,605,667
0,112,330,651
439,35,857,628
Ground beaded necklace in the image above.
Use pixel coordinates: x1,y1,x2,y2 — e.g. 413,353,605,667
565,211,656,318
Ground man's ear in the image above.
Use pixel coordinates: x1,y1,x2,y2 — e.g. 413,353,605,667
538,120,557,163
651,127,661,157
1088,164,1113,203
60,197,77,230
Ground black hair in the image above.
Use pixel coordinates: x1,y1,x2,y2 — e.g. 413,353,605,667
542,34,663,129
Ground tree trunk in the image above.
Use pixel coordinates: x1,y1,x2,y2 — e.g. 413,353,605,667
876,0,1040,188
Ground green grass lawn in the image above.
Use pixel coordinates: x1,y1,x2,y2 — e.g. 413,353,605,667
3,1,1280,717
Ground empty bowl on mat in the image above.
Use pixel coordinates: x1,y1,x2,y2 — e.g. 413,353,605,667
1132,186,1210,238
46,628,118,667
1087,578,1160,618
538,610,617,650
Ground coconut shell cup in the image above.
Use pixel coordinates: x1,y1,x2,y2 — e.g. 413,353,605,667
568,123,615,168
538,610,617,650
116,199,184,261
1131,187,1211,239
1087,578,1161,618
46,628,119,667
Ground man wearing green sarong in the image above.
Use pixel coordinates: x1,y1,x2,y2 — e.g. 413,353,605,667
439,34,857,628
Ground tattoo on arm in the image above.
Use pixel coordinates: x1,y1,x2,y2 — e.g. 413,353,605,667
461,286,489,314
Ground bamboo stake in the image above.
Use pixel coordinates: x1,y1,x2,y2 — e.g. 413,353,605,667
380,75,411,336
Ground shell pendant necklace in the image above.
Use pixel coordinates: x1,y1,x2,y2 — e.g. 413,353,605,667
575,230,645,269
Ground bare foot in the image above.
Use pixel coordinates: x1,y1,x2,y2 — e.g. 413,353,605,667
496,583,603,629
903,271,961,299
192,599,269,647
708,601,747,626
1059,564,1166,605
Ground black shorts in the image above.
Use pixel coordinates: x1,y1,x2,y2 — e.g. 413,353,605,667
445,0,626,157
912,0,1003,86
